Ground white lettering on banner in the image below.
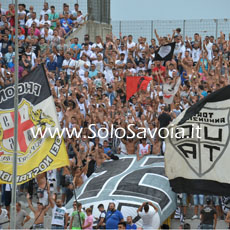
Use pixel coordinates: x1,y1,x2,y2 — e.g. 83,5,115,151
50,136,62,156
0,82,42,103
0,155,53,183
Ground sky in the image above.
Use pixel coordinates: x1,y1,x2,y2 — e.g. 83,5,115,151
111,0,230,21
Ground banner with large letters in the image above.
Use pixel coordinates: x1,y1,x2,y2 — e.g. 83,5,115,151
165,85,230,195
0,65,69,184
66,156,177,227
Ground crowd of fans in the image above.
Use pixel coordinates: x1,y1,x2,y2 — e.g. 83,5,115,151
0,1,230,230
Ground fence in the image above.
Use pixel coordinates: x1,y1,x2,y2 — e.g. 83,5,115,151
87,0,110,24
1,0,111,24
1,0,88,17
111,19,230,43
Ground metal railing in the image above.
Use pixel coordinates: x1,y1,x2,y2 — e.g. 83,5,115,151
1,0,88,17
112,19,230,42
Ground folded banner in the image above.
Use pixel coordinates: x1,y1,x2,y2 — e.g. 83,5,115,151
165,85,230,195
126,76,152,101
163,77,181,104
154,42,175,61
0,65,69,184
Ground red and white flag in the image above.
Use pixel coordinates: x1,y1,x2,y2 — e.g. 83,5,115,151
163,77,181,104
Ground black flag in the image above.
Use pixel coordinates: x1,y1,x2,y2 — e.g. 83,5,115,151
154,42,175,61
165,85,230,195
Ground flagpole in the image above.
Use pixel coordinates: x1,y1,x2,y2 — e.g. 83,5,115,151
10,0,19,229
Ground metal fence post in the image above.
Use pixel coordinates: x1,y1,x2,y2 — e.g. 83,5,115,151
215,19,218,39
151,20,153,39
183,20,186,39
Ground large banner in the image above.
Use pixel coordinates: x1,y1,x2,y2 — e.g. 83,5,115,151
66,156,176,227
165,85,230,195
0,65,69,184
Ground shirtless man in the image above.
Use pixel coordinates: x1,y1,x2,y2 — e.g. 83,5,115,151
94,144,110,167
152,139,162,156
26,193,50,229
36,173,49,206
120,138,139,155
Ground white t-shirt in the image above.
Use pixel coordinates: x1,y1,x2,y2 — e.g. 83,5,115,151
92,43,103,49
115,59,127,65
18,10,26,26
39,20,51,27
119,49,128,60
192,48,201,62
92,60,104,73
5,184,11,191
40,28,53,37
138,144,149,157
127,41,136,50
40,9,51,21
51,205,67,226
75,15,84,24
104,66,114,84
0,208,8,229
25,18,40,27
80,50,93,61
62,59,75,75
139,206,160,230
0,8,6,15
138,44,146,58
205,42,213,61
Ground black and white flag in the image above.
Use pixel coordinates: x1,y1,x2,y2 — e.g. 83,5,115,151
165,86,230,196
154,42,175,61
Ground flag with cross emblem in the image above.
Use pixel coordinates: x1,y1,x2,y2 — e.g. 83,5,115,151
0,65,69,184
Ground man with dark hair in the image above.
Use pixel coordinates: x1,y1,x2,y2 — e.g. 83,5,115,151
158,106,172,138
106,202,124,230
200,197,217,230
49,193,68,229
26,193,50,229
96,204,106,229
118,221,126,230
183,223,191,229
49,5,59,29
16,202,31,229
137,201,159,229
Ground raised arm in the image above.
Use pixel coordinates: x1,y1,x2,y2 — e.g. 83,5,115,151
26,193,36,213
137,202,145,213
148,201,158,212
154,29,160,43
48,190,55,209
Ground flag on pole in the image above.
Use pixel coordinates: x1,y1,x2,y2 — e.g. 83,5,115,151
154,43,175,61
163,77,181,104
165,85,230,195
0,65,69,184
126,76,152,101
